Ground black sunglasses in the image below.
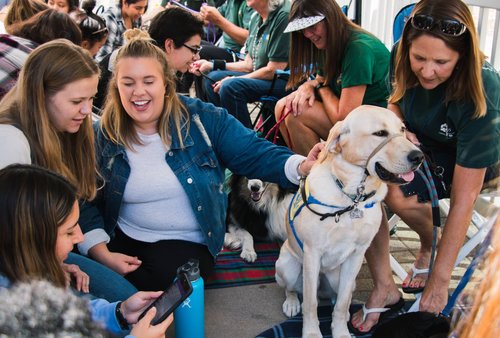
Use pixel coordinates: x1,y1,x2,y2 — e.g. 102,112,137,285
409,14,467,36
182,44,203,55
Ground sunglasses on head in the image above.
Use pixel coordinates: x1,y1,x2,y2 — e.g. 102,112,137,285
409,14,467,36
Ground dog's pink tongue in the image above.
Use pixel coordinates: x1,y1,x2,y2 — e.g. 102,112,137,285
399,171,415,182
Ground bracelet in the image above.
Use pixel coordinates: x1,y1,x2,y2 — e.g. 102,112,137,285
212,59,226,71
314,82,326,91
115,301,130,330
297,160,306,179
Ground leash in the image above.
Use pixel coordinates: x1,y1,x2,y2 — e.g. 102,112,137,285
441,223,493,317
416,158,441,278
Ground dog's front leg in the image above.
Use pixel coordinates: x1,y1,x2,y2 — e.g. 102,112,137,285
302,246,322,338
331,253,365,338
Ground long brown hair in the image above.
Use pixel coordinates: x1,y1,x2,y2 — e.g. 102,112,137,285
389,0,486,118
0,39,99,200
4,0,48,31
8,8,82,45
0,164,77,288
286,0,364,88
100,29,188,150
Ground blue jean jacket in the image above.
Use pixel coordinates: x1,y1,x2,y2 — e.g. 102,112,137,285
79,96,296,257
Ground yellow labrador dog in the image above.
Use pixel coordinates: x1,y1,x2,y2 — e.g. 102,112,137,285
275,105,423,338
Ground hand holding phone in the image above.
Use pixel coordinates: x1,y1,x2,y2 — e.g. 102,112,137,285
138,273,193,325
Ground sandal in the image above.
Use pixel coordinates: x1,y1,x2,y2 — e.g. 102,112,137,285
348,297,405,335
402,265,429,294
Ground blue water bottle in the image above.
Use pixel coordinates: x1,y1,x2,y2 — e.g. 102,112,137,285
174,259,205,338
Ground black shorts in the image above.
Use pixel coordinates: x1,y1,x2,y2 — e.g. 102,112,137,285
399,149,454,203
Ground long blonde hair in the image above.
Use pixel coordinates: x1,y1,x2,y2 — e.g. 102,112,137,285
100,29,188,149
0,39,99,200
389,0,486,118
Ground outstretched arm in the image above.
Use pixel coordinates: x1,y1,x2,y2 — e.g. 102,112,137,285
419,165,486,314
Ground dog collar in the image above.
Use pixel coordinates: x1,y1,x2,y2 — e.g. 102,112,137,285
334,177,376,203
298,177,373,222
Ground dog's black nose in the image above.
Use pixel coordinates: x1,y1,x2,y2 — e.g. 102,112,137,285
250,185,260,192
408,150,424,166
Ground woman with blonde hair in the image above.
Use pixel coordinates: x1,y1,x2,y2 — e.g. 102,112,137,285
80,30,321,291
0,39,138,302
273,0,390,155
350,0,499,334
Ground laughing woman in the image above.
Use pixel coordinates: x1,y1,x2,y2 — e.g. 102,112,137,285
274,0,390,155
80,33,321,291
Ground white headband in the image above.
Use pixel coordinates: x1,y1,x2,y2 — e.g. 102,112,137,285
283,15,325,33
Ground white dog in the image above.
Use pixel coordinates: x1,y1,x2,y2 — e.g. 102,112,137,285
275,105,423,338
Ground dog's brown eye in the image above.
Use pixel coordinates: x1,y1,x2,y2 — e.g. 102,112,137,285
373,130,388,137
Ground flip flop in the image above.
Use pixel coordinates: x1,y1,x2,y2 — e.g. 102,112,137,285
402,265,429,294
348,297,405,336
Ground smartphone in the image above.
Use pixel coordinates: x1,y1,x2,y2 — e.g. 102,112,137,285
138,272,193,325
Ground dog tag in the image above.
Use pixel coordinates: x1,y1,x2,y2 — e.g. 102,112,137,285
350,207,364,219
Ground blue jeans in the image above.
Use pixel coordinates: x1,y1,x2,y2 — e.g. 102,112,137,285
204,70,288,128
65,252,137,302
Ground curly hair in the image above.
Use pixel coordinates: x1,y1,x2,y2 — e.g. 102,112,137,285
0,280,112,337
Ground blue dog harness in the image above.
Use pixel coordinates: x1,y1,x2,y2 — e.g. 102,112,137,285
288,178,376,251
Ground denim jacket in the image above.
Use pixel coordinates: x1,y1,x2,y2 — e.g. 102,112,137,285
79,96,298,257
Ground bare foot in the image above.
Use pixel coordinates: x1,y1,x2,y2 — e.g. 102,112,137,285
402,250,431,290
350,286,401,333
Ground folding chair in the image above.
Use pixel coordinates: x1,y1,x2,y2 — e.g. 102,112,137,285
393,3,416,43
251,70,290,143
388,194,499,312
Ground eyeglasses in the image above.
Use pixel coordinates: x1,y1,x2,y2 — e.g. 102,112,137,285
409,14,467,36
183,44,203,55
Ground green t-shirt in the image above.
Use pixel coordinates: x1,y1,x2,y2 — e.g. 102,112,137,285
328,31,390,108
399,63,500,170
245,1,290,71
218,0,254,52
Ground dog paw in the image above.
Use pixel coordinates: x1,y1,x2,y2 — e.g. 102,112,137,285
282,297,301,317
224,233,242,249
332,325,350,338
240,248,257,262
303,329,322,338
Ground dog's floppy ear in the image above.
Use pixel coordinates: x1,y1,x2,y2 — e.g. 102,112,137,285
318,121,347,163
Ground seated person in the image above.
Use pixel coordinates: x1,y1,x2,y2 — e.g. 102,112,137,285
0,8,82,99
95,0,148,62
45,0,79,15
0,164,172,337
191,0,290,129
69,0,109,58
350,0,500,334
182,0,254,99
199,0,254,61
79,32,321,291
274,0,390,156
